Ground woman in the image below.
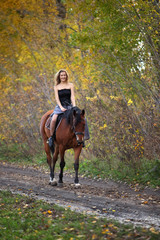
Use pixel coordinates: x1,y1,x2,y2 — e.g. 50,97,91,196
48,69,90,148
48,69,89,148
48,69,75,144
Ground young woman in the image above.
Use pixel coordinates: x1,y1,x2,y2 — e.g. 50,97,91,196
48,69,89,148
48,69,75,142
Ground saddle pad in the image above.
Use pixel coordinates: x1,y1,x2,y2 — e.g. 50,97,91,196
45,113,64,132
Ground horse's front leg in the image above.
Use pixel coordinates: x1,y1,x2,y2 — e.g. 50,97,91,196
58,146,65,186
74,146,82,187
49,145,59,186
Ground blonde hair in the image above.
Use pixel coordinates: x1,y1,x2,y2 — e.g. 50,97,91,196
54,69,69,85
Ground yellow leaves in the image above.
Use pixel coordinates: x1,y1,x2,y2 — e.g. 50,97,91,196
92,220,97,224
0,134,6,140
150,227,159,234
47,100,52,105
40,208,52,215
140,74,146,79
108,223,117,229
91,234,97,239
102,228,109,234
69,228,75,231
110,95,120,101
64,227,74,232
99,123,107,130
47,219,52,225
127,99,133,106
18,208,22,214
47,210,52,214
23,86,32,91
96,89,100,95
81,78,90,90
86,96,97,102
23,204,29,209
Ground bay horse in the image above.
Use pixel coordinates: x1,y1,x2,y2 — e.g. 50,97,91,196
40,107,85,187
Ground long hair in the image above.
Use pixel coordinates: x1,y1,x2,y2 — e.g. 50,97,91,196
54,69,69,85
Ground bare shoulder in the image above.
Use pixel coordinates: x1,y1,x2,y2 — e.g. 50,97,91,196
69,82,74,88
54,85,58,91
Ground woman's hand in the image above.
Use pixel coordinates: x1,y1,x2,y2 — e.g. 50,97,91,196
60,107,67,112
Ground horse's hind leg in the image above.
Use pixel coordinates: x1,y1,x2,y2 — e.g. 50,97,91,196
44,140,58,185
58,146,65,186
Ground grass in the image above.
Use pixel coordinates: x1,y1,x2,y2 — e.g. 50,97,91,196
79,156,160,188
0,142,159,188
0,142,31,163
0,190,159,240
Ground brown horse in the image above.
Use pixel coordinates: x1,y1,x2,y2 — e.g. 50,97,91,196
40,107,85,187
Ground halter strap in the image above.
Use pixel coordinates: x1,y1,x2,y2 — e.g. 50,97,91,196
72,126,84,146
74,132,84,136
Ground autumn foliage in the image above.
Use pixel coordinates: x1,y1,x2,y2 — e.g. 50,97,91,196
0,0,159,168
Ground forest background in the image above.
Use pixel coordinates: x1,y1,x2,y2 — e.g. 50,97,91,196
0,0,159,185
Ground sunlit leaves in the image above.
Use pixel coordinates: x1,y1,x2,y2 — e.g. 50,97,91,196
0,0,159,164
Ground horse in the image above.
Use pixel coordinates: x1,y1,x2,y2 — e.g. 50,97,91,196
40,106,85,187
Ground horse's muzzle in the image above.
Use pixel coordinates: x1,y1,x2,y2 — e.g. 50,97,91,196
75,132,84,146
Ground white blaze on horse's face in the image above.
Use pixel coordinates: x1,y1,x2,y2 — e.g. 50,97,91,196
73,112,85,145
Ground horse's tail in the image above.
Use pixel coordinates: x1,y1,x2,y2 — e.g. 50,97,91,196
40,110,53,139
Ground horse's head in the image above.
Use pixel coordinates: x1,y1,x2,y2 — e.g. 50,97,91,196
73,108,85,146
64,106,85,146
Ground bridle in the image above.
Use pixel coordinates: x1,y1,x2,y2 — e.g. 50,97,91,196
72,125,84,146
70,108,85,146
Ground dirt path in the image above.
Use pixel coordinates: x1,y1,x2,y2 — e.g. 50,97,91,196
0,162,160,230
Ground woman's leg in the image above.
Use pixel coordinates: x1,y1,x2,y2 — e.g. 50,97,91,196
48,114,58,152
50,114,58,136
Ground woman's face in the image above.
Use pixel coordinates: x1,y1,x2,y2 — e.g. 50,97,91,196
60,71,67,83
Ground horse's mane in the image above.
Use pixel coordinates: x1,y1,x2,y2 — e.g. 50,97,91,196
63,106,82,126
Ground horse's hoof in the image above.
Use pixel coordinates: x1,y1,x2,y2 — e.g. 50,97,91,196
49,178,57,186
58,182,63,187
50,181,57,186
49,181,57,186
75,183,81,188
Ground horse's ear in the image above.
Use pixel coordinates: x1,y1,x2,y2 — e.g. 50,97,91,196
81,109,85,116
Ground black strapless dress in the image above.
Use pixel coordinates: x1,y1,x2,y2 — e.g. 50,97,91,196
58,89,71,107
51,88,90,140
53,89,72,115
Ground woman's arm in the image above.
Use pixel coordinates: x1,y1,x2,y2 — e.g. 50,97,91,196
54,86,66,111
70,83,76,106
